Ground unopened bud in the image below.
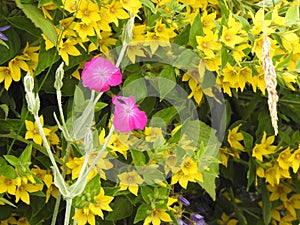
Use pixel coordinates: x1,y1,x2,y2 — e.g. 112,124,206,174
24,72,34,93
54,62,64,90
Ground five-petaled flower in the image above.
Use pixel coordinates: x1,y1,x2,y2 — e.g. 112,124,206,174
81,57,122,92
112,96,147,132
0,25,10,41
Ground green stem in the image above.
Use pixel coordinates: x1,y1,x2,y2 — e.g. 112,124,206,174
51,142,72,225
34,114,68,195
51,192,62,225
83,125,115,178
64,198,73,225
57,89,70,139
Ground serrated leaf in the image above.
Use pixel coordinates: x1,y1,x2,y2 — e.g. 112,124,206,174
15,0,57,45
189,12,203,48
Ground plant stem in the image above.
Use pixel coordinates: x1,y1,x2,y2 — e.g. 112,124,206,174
51,192,62,225
57,88,70,139
83,125,115,178
64,198,73,225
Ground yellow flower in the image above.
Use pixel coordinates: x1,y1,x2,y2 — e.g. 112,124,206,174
8,56,28,81
15,183,43,204
73,208,95,225
118,170,144,196
63,0,80,13
154,19,176,39
16,217,30,225
120,0,142,16
0,66,20,90
144,32,170,54
144,209,172,225
252,36,276,61
267,183,292,202
252,132,277,161
283,194,300,217
196,30,221,58
220,25,244,49
106,1,129,26
219,147,240,167
248,66,266,94
76,1,100,23
277,147,292,170
0,176,17,195
227,124,244,150
171,158,203,189
74,21,96,41
145,127,164,142
126,44,146,63
88,31,117,53
288,145,300,173
250,9,272,36
201,10,216,33
47,126,60,146
58,39,81,66
99,129,129,159
22,43,39,73
182,72,204,105
66,157,97,180
25,116,51,146
89,188,113,219
217,213,238,225
132,25,146,42
41,2,57,20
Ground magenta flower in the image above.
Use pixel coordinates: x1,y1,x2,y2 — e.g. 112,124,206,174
112,96,147,132
81,57,122,92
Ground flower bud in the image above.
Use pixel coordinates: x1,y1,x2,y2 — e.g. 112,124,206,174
24,72,34,93
54,62,64,90
178,196,190,206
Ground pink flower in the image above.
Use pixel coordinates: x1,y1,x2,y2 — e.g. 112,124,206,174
81,57,122,92
112,96,147,132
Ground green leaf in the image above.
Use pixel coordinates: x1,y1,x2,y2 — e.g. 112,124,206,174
276,50,293,69
15,0,57,45
0,104,9,119
247,158,256,191
285,5,299,25
20,144,32,163
152,106,178,126
0,29,21,64
3,155,18,167
140,0,156,13
158,66,176,100
197,158,219,200
189,12,203,48
7,16,41,37
140,186,153,203
240,131,253,153
261,181,271,225
174,25,190,45
173,48,198,69
130,149,146,167
106,196,133,221
134,204,151,223
122,74,147,103
0,165,17,179
0,39,9,49
35,41,60,76
233,14,251,32
0,197,16,207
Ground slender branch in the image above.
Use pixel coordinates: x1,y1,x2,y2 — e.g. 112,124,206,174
64,198,73,225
